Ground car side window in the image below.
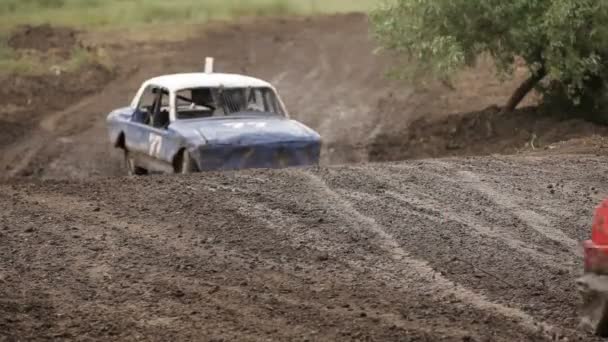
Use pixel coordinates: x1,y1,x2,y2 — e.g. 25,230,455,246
150,89,170,129
134,86,170,129
133,86,155,124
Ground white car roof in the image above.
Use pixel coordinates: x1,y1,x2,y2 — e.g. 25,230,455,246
144,73,274,92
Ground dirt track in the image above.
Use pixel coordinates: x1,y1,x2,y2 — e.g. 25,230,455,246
1,155,604,341
1,13,607,341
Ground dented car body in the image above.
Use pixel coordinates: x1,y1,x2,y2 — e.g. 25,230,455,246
106,72,321,174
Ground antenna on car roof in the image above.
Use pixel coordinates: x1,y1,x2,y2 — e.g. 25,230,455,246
204,57,214,73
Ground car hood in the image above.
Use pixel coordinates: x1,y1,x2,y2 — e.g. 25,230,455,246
171,115,320,146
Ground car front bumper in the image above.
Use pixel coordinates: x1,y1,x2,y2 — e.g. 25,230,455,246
193,141,321,171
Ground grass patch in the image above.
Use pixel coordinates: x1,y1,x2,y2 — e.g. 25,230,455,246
0,45,113,76
0,0,379,30
0,33,26,74
64,46,113,72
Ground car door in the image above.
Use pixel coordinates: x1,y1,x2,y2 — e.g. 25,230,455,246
146,88,173,164
124,85,181,173
124,85,157,158
139,87,179,171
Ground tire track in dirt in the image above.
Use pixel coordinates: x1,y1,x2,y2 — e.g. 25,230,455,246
383,189,567,270
0,191,157,340
354,166,570,271
0,188,387,340
1,184,486,341
337,186,565,279
178,158,591,340
388,160,582,260
297,171,556,338
2,166,571,341
458,170,581,255
308,161,590,336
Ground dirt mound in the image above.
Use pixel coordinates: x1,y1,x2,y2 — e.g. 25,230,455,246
0,22,114,150
8,24,78,56
369,106,608,161
0,23,115,167
0,64,113,113
0,64,114,149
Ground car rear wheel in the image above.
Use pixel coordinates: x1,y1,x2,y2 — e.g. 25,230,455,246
124,150,147,176
176,150,199,174
578,274,608,336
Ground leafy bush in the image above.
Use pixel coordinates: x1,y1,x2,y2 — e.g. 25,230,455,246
371,0,608,114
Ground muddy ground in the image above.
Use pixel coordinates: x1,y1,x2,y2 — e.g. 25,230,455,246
1,13,608,341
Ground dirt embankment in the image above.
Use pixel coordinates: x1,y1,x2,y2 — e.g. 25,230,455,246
370,105,608,161
8,25,78,54
1,155,605,341
0,25,114,150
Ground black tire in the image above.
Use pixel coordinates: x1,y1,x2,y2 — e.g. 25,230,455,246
578,275,608,336
587,292,608,336
175,150,199,174
124,150,147,176
597,308,608,337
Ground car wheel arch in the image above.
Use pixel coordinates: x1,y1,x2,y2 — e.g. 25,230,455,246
115,132,126,149
172,148,199,174
172,148,187,172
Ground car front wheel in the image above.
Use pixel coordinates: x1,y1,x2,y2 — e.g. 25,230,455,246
175,150,199,174
124,151,148,176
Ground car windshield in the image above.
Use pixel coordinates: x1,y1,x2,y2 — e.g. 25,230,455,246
176,87,285,120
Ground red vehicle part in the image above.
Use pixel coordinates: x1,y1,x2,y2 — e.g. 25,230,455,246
580,199,608,336
584,199,608,274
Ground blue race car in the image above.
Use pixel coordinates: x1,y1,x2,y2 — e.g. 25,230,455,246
106,71,321,175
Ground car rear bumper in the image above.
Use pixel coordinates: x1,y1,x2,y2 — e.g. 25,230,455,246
584,240,608,274
194,141,321,171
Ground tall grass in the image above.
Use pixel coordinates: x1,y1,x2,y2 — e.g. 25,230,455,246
0,0,379,30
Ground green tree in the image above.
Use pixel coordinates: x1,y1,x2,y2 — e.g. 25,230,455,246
371,0,608,113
